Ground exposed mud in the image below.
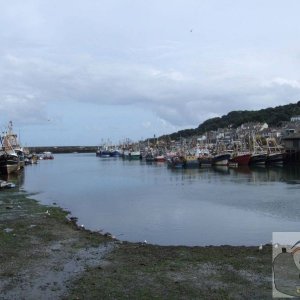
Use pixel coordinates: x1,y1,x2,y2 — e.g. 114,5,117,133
0,189,115,299
0,189,272,299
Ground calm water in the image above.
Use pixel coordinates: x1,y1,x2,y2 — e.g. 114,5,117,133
5,153,300,246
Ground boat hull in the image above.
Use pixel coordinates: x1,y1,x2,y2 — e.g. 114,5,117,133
110,151,121,157
199,156,213,167
230,153,251,166
250,153,267,165
167,157,185,168
212,154,231,166
0,153,19,174
184,159,200,168
96,150,111,158
124,151,141,160
154,156,166,162
267,152,284,165
145,154,155,162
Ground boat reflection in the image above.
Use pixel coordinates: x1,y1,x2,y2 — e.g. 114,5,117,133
229,164,300,184
166,163,300,186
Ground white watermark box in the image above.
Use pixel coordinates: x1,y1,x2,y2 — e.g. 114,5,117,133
273,232,300,298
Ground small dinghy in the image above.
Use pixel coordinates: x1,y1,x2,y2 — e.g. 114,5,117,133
0,180,16,189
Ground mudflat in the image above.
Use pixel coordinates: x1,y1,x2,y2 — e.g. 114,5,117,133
0,190,271,299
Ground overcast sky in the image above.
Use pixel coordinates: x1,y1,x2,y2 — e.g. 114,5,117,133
1,0,300,146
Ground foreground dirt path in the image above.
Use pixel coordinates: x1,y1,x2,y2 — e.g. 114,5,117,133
0,190,272,299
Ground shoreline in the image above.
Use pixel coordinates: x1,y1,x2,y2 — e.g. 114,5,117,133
0,189,272,299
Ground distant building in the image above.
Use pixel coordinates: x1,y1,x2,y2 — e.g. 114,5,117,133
240,122,268,131
291,115,300,122
283,133,300,162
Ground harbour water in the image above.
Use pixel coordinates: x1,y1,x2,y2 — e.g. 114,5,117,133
4,153,300,246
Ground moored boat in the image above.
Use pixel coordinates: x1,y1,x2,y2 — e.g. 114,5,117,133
266,152,285,165
265,138,285,165
128,151,141,160
15,149,25,168
212,153,231,166
249,135,267,165
0,151,19,175
184,154,200,168
167,155,185,168
1,121,26,170
96,147,110,157
249,152,267,165
229,152,251,166
110,149,121,157
145,152,155,162
123,149,141,160
154,155,166,162
198,155,213,167
42,151,54,160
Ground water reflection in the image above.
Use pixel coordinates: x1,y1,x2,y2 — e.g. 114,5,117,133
166,164,300,185
229,165,300,184
21,154,300,246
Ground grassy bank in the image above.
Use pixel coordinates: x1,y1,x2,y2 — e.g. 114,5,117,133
0,189,272,299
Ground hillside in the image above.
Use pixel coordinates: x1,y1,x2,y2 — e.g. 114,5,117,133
161,101,300,140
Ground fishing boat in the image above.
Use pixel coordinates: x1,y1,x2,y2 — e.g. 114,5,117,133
184,154,200,168
229,152,251,166
167,155,185,168
123,149,141,160
42,151,54,160
267,152,285,165
110,149,121,157
212,153,231,166
128,150,141,160
249,135,267,165
266,138,285,165
250,153,267,165
0,151,19,175
198,155,213,167
0,122,23,174
154,155,166,162
96,147,111,157
197,147,213,167
145,152,155,162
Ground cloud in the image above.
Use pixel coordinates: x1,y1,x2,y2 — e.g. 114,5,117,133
1,51,300,130
263,78,300,89
0,94,48,127
1,0,300,136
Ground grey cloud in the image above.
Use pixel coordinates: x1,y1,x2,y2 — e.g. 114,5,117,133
1,0,300,132
1,51,300,129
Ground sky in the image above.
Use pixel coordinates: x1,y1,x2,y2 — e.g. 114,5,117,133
0,0,300,146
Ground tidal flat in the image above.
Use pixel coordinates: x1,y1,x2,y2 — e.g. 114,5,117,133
0,189,272,299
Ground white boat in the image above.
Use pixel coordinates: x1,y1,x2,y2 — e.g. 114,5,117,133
123,150,141,160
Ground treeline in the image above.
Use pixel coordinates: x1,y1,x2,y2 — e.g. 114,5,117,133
160,101,300,140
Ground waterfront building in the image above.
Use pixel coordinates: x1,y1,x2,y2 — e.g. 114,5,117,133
283,133,300,163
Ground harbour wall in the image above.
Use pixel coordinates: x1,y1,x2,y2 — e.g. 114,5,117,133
28,146,97,154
